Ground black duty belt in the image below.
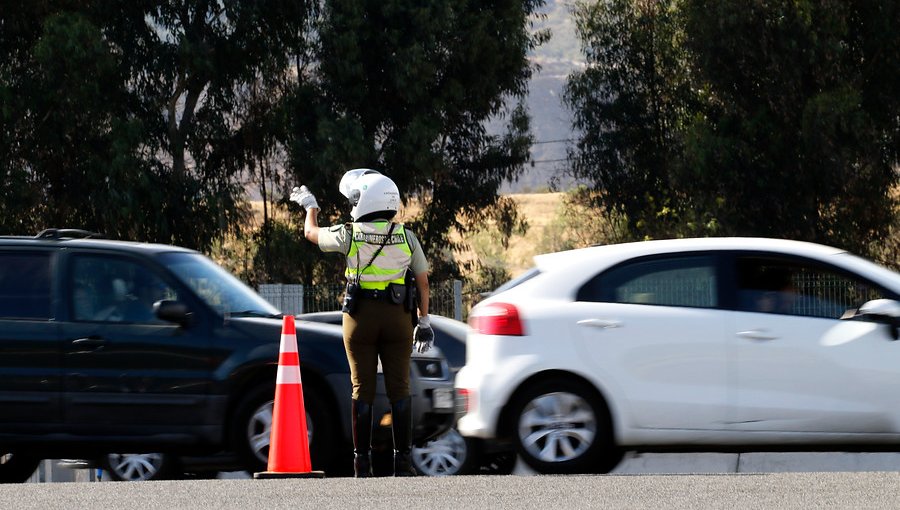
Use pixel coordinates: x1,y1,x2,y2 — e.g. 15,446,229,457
357,286,405,301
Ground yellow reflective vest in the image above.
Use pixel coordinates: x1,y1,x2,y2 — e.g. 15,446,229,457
345,222,412,290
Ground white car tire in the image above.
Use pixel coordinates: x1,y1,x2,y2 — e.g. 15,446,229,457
510,378,621,474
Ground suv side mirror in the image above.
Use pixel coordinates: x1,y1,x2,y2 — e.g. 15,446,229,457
858,299,900,340
154,300,192,327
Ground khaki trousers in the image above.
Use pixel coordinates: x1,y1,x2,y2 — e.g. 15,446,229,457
342,299,414,403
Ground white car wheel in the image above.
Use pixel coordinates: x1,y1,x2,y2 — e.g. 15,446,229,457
411,428,471,476
511,378,621,474
517,391,597,463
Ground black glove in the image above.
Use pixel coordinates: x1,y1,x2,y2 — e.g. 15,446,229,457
413,316,435,353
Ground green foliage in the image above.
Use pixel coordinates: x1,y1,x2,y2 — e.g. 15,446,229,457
1,0,546,288
566,0,900,257
282,0,547,283
679,0,899,254
537,186,628,254
564,0,695,239
0,1,312,250
1,10,147,236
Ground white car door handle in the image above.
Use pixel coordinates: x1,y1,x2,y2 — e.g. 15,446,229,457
578,319,622,329
737,330,779,341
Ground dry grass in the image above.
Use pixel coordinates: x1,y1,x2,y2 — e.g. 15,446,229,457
499,193,565,276
249,193,564,279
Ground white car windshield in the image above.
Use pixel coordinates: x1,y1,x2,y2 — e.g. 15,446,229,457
158,252,281,317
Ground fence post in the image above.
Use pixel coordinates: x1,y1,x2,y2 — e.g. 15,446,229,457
282,283,304,315
453,279,463,322
297,284,304,315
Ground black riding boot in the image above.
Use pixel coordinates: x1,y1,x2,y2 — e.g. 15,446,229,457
391,396,417,476
352,399,374,478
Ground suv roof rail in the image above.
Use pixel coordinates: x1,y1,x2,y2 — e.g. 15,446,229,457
35,228,104,240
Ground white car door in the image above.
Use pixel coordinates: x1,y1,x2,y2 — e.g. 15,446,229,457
573,254,730,430
731,312,900,433
730,255,900,435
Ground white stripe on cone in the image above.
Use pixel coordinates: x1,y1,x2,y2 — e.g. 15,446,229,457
276,366,302,385
280,333,298,353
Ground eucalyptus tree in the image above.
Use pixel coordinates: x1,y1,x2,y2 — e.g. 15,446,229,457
563,0,697,240
0,1,315,251
680,0,900,254
283,0,548,280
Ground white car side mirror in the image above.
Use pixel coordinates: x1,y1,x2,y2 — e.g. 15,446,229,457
859,299,900,319
858,299,900,340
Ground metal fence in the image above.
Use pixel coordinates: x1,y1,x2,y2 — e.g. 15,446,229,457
259,280,464,321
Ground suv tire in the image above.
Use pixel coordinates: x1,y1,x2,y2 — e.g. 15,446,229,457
411,428,476,476
0,453,41,483
232,382,337,474
102,453,177,481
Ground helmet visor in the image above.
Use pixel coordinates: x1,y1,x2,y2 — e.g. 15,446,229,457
339,168,381,199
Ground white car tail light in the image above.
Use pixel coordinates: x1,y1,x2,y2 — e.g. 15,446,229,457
469,302,525,336
457,388,474,414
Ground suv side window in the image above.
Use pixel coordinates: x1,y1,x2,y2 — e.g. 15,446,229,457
577,255,718,308
736,256,886,319
0,251,52,319
71,255,178,323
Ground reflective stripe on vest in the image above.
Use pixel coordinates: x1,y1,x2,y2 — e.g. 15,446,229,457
345,222,412,290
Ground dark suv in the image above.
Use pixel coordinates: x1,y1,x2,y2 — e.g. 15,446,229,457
0,229,455,481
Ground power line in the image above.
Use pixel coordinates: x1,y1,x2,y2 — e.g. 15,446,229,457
531,158,569,164
532,138,575,145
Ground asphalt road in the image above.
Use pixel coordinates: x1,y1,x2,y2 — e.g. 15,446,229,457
4,472,900,510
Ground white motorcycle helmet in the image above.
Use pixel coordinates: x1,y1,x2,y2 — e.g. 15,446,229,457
338,168,401,221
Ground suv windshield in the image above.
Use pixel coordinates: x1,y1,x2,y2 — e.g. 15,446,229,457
158,252,280,317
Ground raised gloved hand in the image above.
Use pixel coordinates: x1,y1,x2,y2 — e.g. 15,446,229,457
413,315,435,353
290,185,319,211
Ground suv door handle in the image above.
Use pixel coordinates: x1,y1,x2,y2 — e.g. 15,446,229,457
737,330,779,341
578,319,623,329
72,336,106,348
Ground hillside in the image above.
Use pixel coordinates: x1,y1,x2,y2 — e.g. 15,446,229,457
507,0,584,193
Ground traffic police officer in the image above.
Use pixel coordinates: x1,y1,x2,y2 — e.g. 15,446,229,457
291,169,434,477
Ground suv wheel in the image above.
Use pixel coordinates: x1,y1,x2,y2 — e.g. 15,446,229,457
102,453,176,481
411,428,475,476
233,383,335,474
510,378,621,474
0,453,41,483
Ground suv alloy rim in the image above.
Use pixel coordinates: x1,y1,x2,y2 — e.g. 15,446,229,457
246,400,314,464
106,453,165,481
517,392,597,463
411,428,468,476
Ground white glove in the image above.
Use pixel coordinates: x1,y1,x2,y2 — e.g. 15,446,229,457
413,315,435,353
290,185,319,211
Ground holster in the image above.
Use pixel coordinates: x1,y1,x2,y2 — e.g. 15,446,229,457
342,283,359,314
404,270,418,328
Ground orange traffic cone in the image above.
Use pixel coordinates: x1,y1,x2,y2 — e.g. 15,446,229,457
254,315,325,479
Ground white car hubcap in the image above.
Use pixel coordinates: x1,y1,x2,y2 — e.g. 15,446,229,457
518,391,596,463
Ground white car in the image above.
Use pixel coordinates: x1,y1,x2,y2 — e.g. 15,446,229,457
455,237,900,474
